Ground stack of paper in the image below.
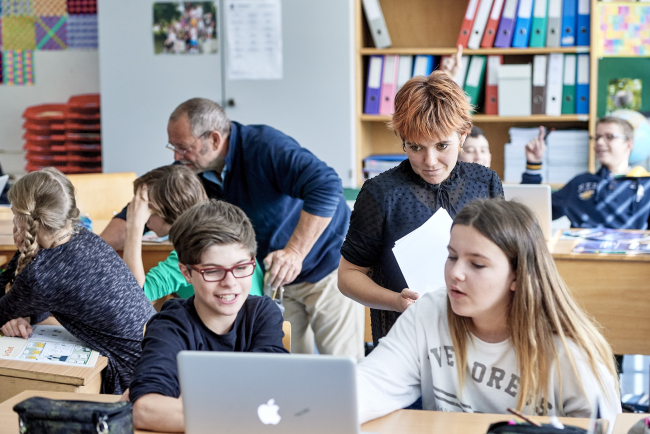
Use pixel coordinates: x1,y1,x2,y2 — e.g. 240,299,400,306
546,130,589,184
392,208,453,295
504,127,548,183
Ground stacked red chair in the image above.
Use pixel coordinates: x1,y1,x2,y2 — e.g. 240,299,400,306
22,94,101,174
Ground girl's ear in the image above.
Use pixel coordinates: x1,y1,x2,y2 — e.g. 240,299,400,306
509,279,517,292
178,263,192,284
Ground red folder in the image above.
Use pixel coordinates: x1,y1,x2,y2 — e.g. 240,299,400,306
457,0,481,48
480,0,506,47
484,55,502,115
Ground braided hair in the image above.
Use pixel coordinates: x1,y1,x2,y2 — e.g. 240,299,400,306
8,168,80,276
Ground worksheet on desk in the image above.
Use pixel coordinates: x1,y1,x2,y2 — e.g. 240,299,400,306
0,325,99,368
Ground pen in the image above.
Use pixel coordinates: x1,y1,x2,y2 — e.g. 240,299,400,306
507,408,542,427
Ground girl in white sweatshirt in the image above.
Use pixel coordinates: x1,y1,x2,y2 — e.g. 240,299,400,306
357,199,621,425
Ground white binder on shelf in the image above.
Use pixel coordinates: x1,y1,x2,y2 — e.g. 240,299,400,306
396,55,414,91
362,0,392,48
498,64,532,116
545,53,564,116
468,0,496,49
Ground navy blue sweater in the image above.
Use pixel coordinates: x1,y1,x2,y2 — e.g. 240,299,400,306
129,295,287,403
202,122,350,284
522,166,650,229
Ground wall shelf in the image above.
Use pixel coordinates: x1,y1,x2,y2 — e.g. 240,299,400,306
360,115,590,123
359,47,590,56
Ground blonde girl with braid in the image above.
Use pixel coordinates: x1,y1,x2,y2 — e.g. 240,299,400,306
0,168,155,394
356,199,620,425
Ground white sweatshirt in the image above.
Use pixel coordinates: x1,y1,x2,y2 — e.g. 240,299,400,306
357,290,621,426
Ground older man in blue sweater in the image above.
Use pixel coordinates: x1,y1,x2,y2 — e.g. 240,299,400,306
102,98,363,359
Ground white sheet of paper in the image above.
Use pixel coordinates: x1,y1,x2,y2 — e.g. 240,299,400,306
392,208,453,295
226,0,283,80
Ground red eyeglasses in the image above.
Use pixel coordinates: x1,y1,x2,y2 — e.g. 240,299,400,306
185,260,256,282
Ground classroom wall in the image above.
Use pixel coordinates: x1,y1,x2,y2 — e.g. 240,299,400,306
98,0,356,187
0,51,100,176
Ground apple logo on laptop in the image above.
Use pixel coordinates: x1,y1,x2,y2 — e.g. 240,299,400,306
257,399,281,425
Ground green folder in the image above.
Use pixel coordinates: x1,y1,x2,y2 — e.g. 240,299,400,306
561,54,576,114
463,55,486,108
529,0,549,47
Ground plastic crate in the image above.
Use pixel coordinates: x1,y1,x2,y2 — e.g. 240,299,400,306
23,133,66,143
23,121,66,132
64,142,101,152
64,121,101,131
65,132,102,142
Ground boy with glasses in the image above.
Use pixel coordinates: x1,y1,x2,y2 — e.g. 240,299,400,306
124,199,288,432
123,165,263,306
522,117,650,229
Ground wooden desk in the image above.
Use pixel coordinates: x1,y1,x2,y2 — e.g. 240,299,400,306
0,220,173,274
0,357,108,402
550,232,650,355
612,413,648,434
0,391,598,434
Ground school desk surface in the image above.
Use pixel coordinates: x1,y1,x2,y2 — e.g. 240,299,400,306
0,390,601,434
0,357,108,403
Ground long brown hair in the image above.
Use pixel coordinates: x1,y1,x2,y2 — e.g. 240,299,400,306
447,199,618,413
8,168,80,276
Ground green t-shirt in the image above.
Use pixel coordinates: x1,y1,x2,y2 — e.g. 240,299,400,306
143,250,264,301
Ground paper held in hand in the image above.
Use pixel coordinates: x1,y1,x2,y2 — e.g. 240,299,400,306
392,208,453,296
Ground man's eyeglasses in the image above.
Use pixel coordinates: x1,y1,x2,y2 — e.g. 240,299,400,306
589,133,628,143
185,260,256,282
165,131,212,156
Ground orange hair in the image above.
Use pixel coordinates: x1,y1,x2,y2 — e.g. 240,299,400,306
388,70,473,143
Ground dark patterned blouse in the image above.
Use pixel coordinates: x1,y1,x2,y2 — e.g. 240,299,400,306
341,160,504,344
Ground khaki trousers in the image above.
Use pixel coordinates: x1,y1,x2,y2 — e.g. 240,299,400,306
283,269,365,360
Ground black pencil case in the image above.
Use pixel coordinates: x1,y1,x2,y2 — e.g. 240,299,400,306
487,420,602,434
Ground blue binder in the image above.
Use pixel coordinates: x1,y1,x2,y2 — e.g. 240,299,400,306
412,55,436,77
576,0,590,46
560,0,576,46
576,54,589,114
364,55,384,115
512,0,535,47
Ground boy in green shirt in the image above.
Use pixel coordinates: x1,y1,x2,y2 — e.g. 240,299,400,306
123,165,263,305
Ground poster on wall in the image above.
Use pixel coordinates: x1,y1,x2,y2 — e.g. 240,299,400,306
152,2,218,55
225,0,283,80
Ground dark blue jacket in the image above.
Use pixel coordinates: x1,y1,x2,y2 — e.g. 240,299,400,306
204,121,350,284
129,295,287,403
522,166,650,229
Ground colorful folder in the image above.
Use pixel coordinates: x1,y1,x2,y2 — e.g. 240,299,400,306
361,0,392,48
494,0,520,47
576,0,590,46
379,55,399,115
412,55,435,77
576,54,589,114
532,55,547,115
529,0,548,47
364,55,384,115
485,55,502,115
560,0,576,46
481,0,506,47
512,0,535,47
458,0,481,47
464,55,487,107
561,54,576,114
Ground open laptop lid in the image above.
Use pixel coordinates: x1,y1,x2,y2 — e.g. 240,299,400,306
178,351,359,434
503,184,553,241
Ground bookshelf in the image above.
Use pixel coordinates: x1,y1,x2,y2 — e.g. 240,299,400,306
354,0,600,186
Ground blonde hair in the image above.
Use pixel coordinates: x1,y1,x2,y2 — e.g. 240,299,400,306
8,168,80,276
448,199,618,414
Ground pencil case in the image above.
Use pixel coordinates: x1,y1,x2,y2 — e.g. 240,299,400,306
487,421,602,434
13,397,133,434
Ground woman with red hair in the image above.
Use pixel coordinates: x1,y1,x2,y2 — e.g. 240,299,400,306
339,71,503,344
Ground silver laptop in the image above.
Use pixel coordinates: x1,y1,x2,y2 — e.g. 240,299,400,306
503,184,552,241
178,352,359,434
